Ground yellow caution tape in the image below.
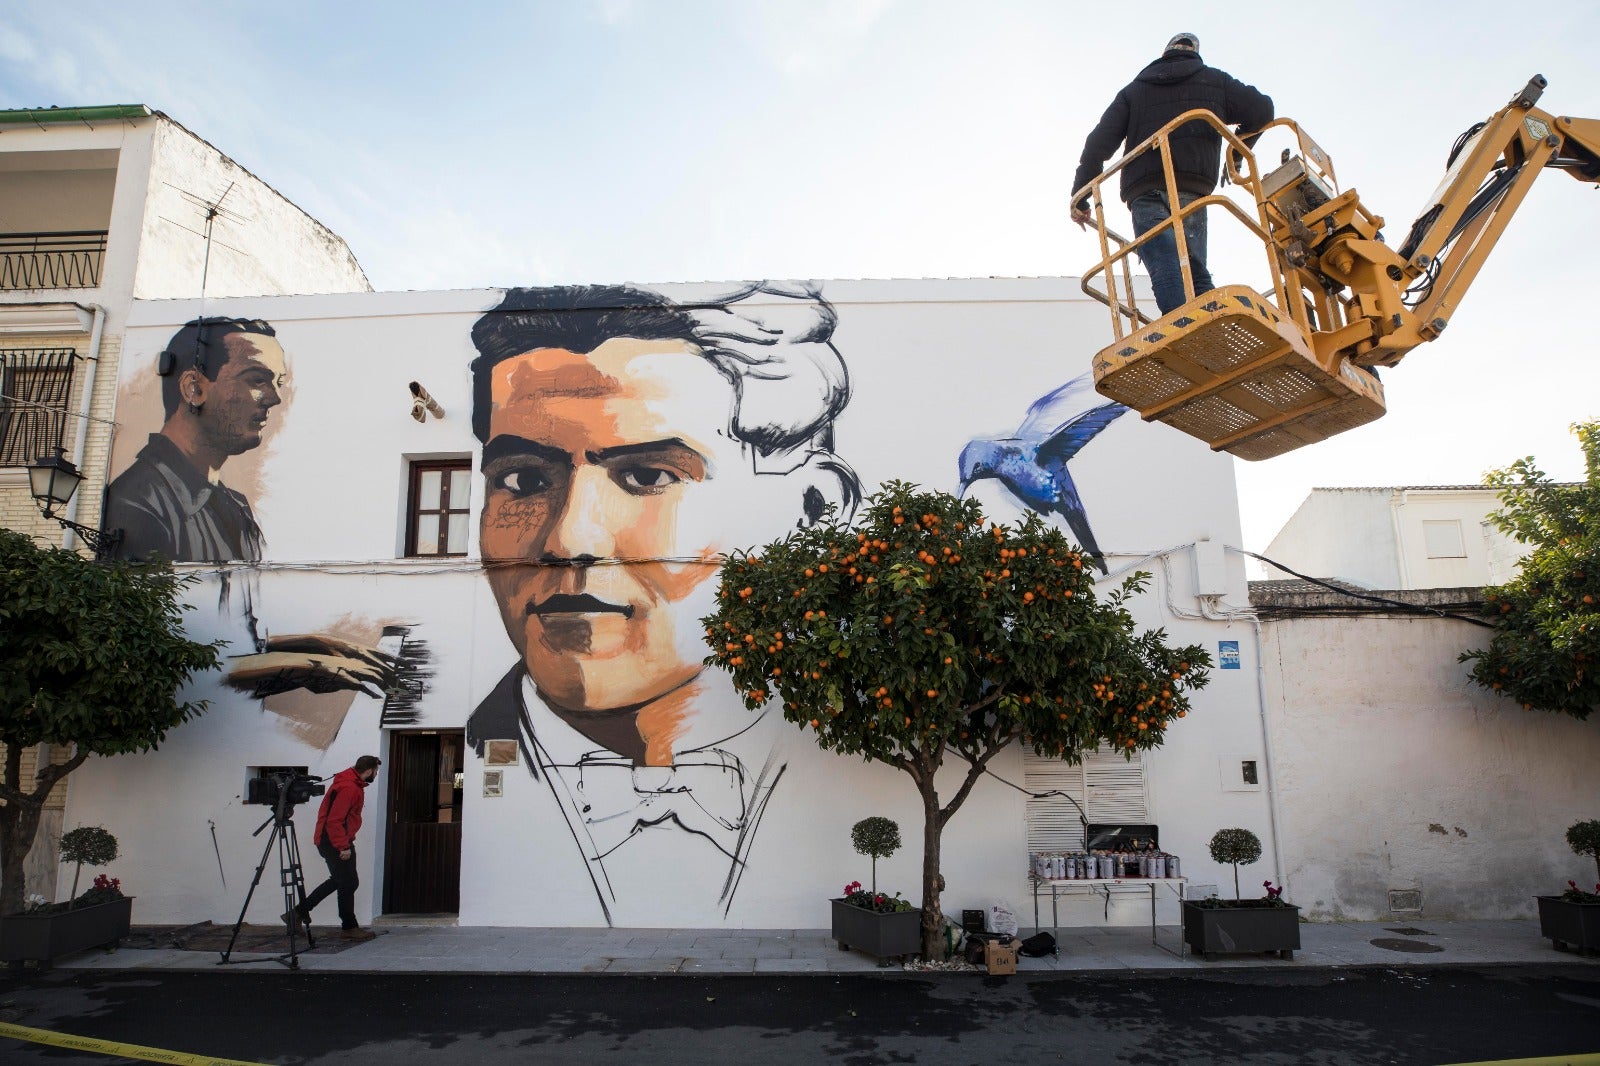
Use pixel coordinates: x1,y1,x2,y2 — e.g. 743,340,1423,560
0,1020,268,1065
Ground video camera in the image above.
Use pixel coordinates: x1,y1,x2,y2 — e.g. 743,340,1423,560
245,770,325,810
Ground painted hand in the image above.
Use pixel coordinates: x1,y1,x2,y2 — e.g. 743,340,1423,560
226,636,399,699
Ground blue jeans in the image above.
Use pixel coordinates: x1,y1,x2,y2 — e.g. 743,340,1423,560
1129,190,1213,315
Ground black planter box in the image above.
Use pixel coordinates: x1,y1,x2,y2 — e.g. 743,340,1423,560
831,899,921,960
1182,900,1300,960
0,897,133,965
1536,895,1600,956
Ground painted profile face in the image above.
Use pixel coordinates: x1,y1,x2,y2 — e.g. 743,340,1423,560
481,337,808,715
197,333,286,456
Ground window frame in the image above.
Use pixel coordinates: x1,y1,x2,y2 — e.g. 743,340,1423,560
404,459,472,558
0,347,77,467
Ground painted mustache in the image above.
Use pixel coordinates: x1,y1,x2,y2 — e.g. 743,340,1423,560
529,593,635,619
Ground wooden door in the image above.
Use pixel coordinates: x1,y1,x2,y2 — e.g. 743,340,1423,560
383,731,464,914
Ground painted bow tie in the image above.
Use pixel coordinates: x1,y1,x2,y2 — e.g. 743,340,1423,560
561,748,753,860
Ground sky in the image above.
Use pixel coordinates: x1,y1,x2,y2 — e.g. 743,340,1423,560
4,0,1599,558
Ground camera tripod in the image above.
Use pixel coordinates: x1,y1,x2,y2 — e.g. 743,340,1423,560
220,797,317,969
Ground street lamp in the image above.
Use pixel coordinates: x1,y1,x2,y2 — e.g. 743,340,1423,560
27,446,123,560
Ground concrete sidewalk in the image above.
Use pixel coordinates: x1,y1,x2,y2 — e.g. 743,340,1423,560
52,917,1599,975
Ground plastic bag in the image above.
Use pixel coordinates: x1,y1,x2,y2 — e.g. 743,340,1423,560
988,903,1018,937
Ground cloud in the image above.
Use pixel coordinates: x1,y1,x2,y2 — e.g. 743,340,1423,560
739,0,897,77
585,0,635,27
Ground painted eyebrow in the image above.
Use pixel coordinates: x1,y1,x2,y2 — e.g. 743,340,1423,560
586,438,707,465
480,435,571,470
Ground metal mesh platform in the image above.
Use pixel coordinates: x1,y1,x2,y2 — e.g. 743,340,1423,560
1090,286,1385,461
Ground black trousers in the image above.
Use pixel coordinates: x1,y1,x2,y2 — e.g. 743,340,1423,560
303,840,359,929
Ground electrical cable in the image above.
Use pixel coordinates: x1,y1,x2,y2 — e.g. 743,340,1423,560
1240,549,1495,628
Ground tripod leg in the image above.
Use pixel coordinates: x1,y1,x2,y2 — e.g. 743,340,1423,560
222,820,281,964
279,819,316,964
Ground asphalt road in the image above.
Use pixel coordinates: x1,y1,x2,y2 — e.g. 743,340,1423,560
1,964,1597,1065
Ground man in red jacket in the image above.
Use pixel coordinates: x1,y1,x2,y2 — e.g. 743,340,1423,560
287,755,381,940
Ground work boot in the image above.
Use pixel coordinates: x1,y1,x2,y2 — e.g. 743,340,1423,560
338,927,377,942
281,906,311,930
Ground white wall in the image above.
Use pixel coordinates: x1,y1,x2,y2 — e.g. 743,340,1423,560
69,279,1271,929
0,166,117,232
1264,489,1399,588
1266,487,1532,591
135,120,369,300
1262,610,1600,919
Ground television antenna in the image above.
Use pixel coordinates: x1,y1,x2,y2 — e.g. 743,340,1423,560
160,181,252,296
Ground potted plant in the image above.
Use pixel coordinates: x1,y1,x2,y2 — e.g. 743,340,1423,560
0,826,132,967
831,816,920,962
1181,828,1300,961
1536,819,1600,956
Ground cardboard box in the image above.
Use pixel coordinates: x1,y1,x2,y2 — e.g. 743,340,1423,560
984,938,1017,975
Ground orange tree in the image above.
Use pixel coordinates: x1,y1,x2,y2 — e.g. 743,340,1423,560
702,483,1210,959
1462,420,1600,718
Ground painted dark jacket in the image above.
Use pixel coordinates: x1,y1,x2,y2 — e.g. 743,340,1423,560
104,433,264,563
314,767,367,851
1071,51,1274,210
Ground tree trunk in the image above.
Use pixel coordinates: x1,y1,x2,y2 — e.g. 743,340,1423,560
0,798,42,916
918,781,945,962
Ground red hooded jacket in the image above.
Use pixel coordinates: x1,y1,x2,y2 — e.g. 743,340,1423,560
313,767,367,851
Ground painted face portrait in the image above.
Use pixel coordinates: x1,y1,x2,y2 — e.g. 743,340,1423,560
481,336,806,715
192,332,286,456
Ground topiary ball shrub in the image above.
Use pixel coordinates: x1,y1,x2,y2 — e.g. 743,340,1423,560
58,826,119,903
1568,819,1600,881
851,816,902,896
1209,828,1262,900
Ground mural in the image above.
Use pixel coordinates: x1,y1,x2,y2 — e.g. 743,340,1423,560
78,279,1255,932
465,282,860,922
106,318,279,565
105,317,428,748
959,373,1128,573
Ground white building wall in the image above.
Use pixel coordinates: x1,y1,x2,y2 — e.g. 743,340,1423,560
135,120,369,300
1262,610,1600,919
1267,486,1536,591
1264,489,1399,589
65,280,1274,930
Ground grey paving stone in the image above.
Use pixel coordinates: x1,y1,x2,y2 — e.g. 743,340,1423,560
678,958,757,973
604,957,685,973
754,957,828,973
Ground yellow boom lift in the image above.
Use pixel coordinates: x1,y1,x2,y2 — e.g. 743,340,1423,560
1078,75,1600,460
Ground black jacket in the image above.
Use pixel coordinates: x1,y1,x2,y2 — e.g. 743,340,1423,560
1072,51,1273,209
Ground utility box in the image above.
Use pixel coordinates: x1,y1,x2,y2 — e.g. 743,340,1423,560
1194,539,1228,597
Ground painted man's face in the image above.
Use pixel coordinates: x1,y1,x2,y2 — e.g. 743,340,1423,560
199,333,286,456
481,337,798,715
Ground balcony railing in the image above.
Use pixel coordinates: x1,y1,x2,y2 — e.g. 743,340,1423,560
0,230,108,290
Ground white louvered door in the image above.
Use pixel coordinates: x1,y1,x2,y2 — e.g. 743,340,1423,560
1022,747,1149,854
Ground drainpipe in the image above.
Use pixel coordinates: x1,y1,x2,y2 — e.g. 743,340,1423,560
1389,489,1412,590
61,303,106,553
1249,615,1288,891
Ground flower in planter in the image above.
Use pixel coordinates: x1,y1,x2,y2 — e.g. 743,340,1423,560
75,874,125,910
1560,880,1600,905
840,881,914,913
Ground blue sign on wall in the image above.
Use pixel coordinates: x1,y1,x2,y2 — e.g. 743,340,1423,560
1219,640,1240,669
